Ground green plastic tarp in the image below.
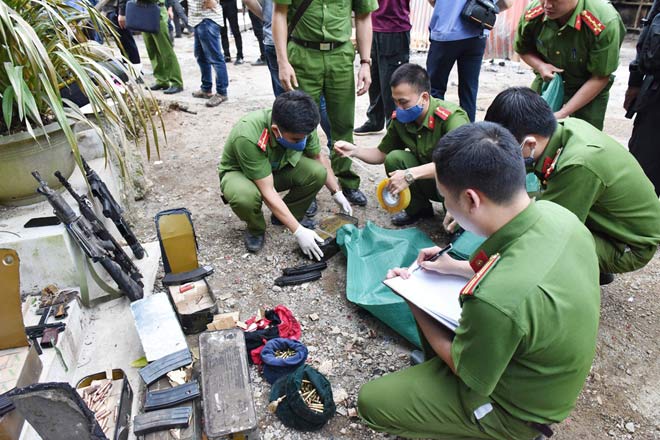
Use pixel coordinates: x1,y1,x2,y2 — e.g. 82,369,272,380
336,222,438,348
541,73,564,112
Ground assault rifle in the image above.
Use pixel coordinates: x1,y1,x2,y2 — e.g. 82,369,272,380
55,170,144,288
32,171,143,302
81,157,145,259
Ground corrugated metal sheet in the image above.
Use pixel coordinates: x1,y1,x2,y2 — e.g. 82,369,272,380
409,0,531,59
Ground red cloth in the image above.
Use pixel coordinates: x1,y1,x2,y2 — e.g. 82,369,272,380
247,305,301,364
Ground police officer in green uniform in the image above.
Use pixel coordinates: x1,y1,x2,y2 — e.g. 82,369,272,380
515,0,625,130
484,87,660,283
272,0,378,206
335,64,469,226
358,122,600,440
144,1,184,94
218,91,352,256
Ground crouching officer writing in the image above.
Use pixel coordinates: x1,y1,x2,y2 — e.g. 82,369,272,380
358,122,600,439
218,90,352,257
334,64,469,226
483,87,660,284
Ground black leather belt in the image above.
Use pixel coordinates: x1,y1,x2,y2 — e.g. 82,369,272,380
290,36,345,51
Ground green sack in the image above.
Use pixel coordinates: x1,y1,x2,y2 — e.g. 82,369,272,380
541,73,564,112
448,230,486,261
337,222,437,348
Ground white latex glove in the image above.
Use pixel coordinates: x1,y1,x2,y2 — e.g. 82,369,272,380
293,225,324,261
332,191,353,216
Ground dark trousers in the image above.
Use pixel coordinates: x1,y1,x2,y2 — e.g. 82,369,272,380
248,11,265,59
364,31,410,129
171,0,191,36
629,84,660,196
220,0,243,59
106,10,141,64
194,19,229,95
426,36,486,122
264,44,285,96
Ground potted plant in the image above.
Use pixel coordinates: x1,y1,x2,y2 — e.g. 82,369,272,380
0,0,163,206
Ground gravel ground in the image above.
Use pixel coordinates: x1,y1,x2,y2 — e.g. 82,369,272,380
127,32,659,440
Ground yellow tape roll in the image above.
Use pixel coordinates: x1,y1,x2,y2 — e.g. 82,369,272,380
376,178,411,213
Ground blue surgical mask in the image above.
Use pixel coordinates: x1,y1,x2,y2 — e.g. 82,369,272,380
395,96,424,123
276,133,307,151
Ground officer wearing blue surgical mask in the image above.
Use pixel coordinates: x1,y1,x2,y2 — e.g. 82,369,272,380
335,63,470,226
219,90,352,256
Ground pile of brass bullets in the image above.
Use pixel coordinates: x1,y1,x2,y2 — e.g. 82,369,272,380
274,348,297,359
79,379,117,434
300,379,323,413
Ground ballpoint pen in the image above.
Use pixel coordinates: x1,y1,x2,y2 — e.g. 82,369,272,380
411,243,453,274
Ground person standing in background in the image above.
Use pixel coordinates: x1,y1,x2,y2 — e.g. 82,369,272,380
354,0,412,136
220,0,244,64
426,0,512,122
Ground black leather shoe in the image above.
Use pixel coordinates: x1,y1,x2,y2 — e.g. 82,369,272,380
391,207,434,226
224,55,231,62
354,122,384,136
163,86,183,95
343,188,367,206
600,272,615,285
149,83,168,91
244,232,264,253
234,57,244,65
305,198,318,217
410,350,425,366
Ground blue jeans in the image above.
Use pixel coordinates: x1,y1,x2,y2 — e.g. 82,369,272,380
194,19,229,95
264,44,285,97
426,36,486,122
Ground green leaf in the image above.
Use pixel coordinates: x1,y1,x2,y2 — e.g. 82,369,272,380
2,86,14,131
130,356,148,368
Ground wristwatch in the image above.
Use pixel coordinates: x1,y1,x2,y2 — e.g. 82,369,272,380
360,58,372,67
404,169,414,185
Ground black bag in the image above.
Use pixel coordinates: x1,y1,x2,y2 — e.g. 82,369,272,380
639,6,660,74
461,0,499,31
125,0,161,34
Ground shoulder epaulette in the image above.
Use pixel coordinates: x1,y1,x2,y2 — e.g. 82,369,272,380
541,147,563,184
525,5,544,21
581,10,605,36
434,106,452,121
461,253,501,296
257,128,269,152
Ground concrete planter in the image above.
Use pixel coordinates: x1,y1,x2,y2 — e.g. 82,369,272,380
0,122,76,206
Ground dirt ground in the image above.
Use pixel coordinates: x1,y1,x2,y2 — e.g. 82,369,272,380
128,30,659,440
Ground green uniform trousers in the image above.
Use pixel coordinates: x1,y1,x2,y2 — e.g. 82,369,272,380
219,157,326,235
593,231,658,274
143,6,183,88
288,41,360,190
532,76,611,130
384,150,442,215
358,357,541,440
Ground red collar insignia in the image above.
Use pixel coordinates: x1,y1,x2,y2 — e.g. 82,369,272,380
434,106,451,121
581,10,605,36
575,12,582,30
541,147,563,184
525,5,544,21
461,253,501,296
391,110,397,120
257,128,269,152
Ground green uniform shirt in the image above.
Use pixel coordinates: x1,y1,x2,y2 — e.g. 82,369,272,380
515,0,625,94
218,109,321,180
451,200,600,424
534,118,660,251
273,0,378,42
378,98,469,164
